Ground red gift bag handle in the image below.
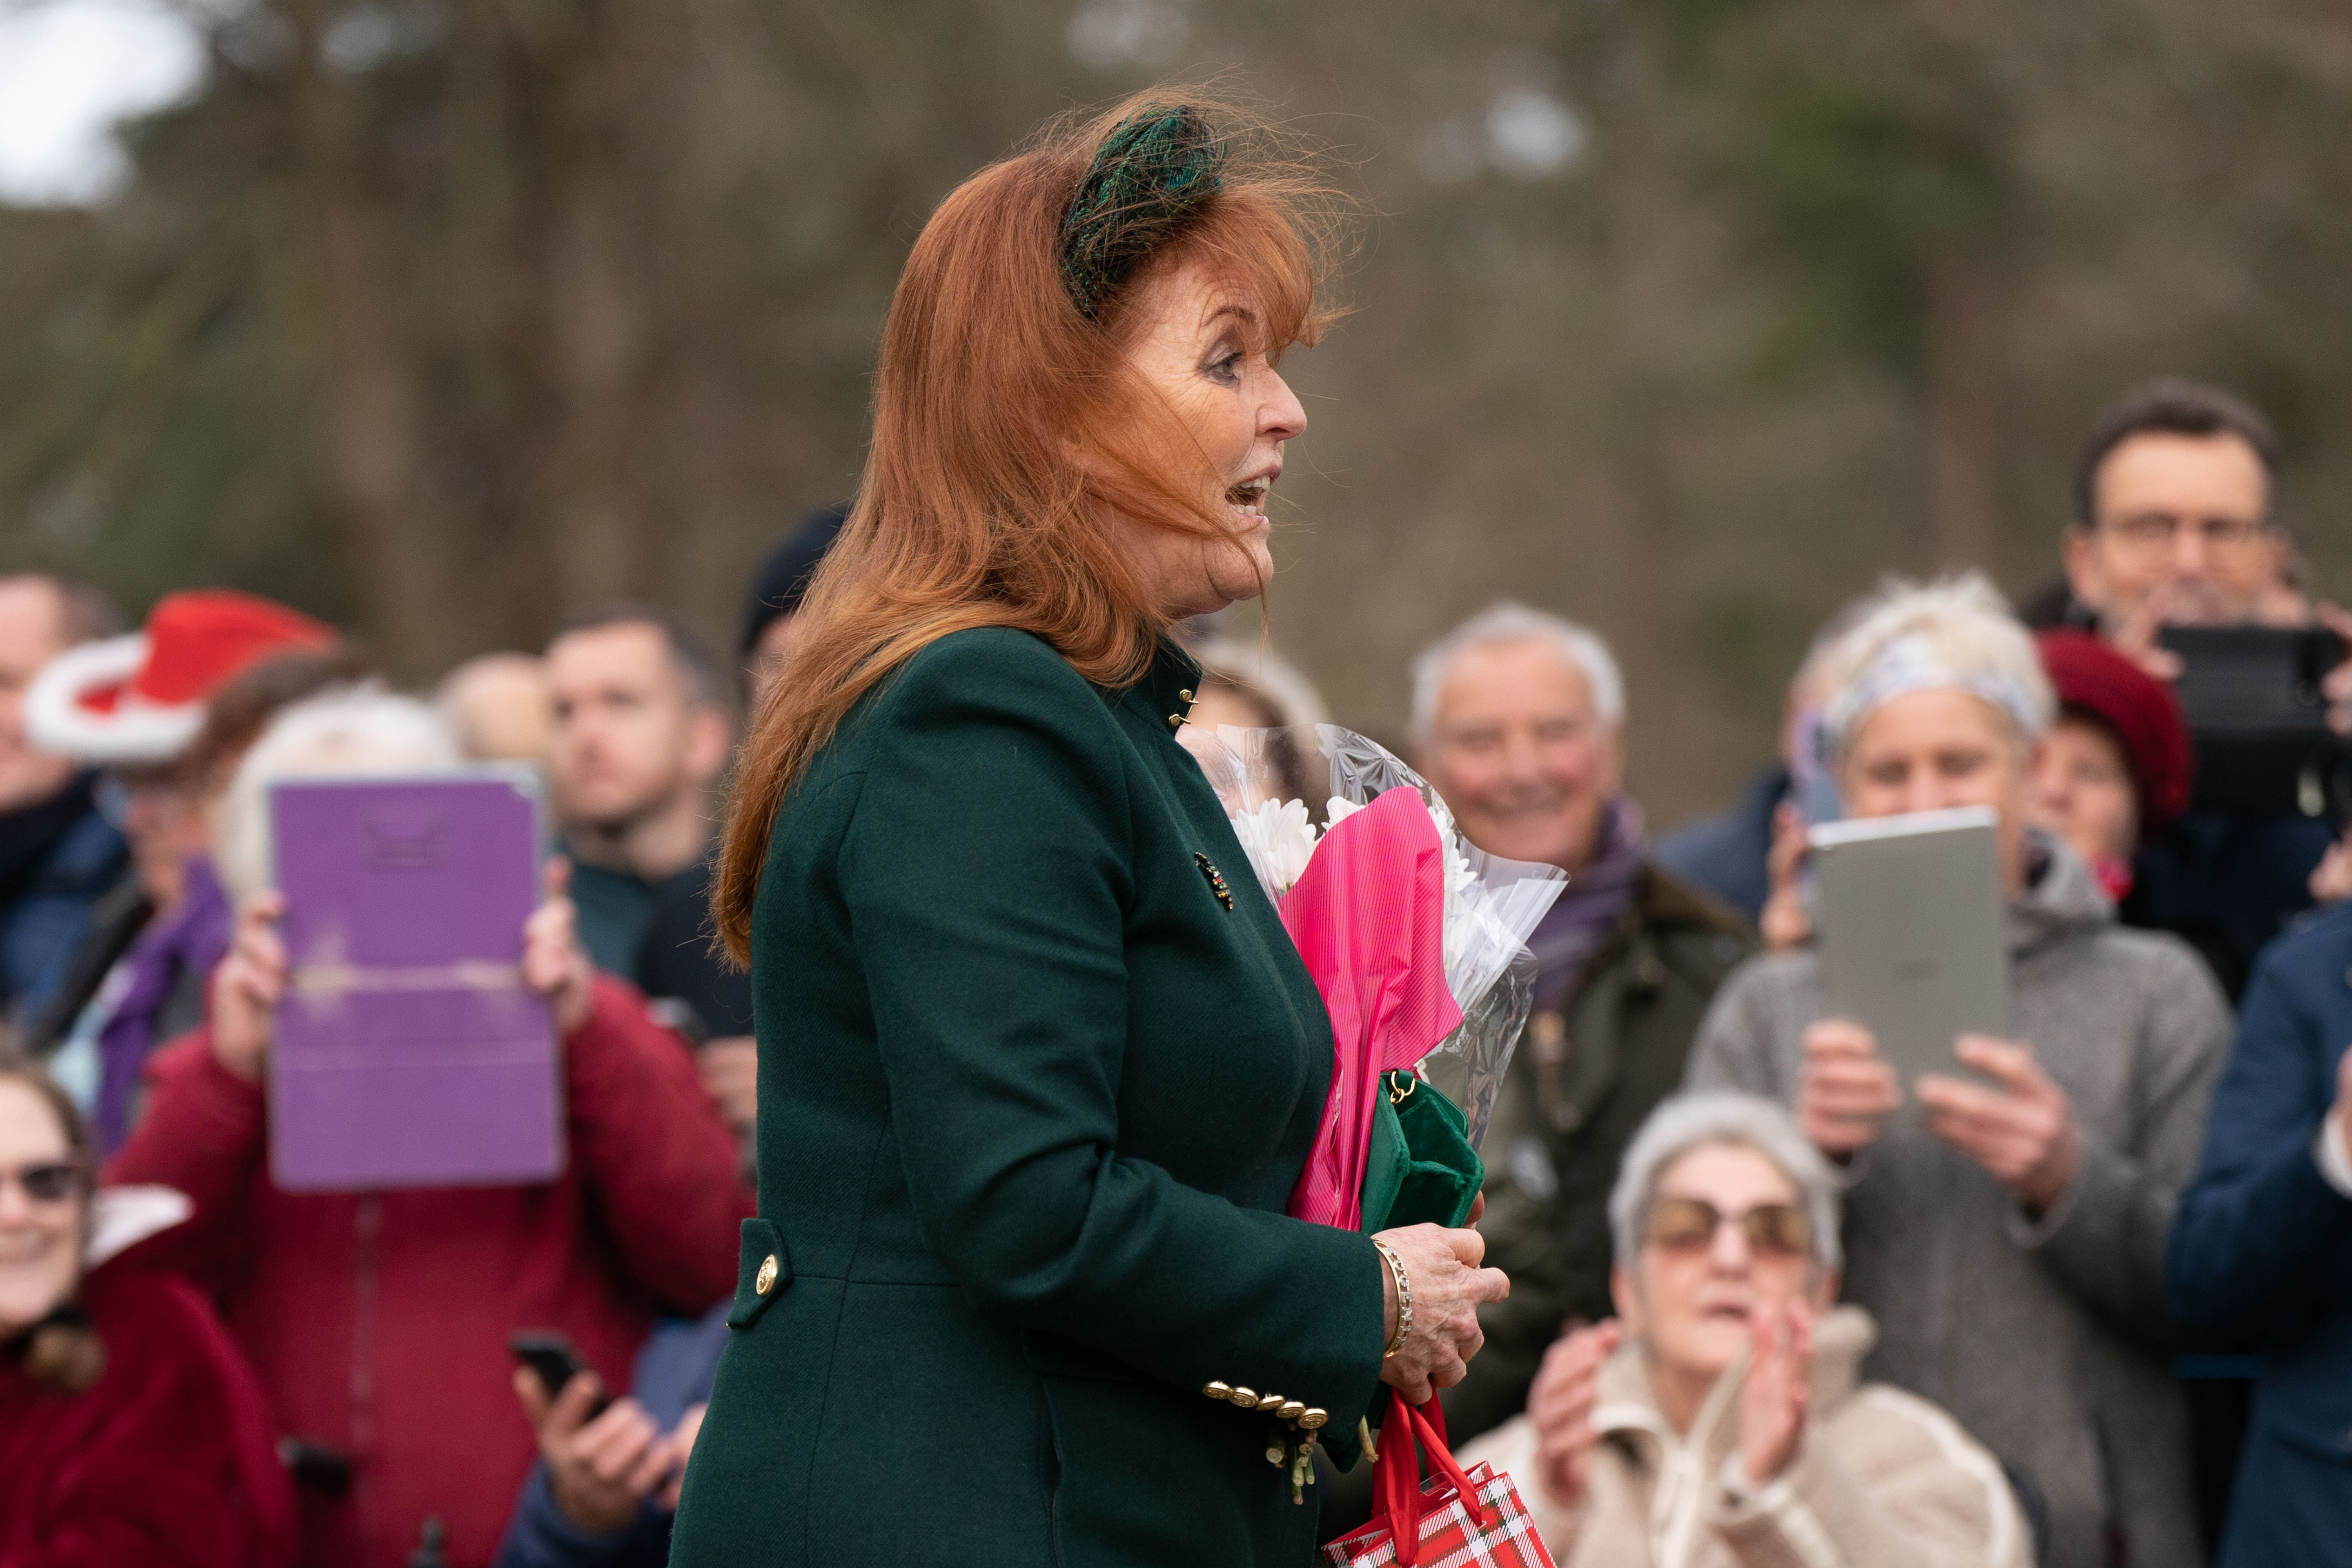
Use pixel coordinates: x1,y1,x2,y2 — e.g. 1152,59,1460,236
1369,1388,1483,1567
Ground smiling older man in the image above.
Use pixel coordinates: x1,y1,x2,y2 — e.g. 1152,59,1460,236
1410,602,1755,1444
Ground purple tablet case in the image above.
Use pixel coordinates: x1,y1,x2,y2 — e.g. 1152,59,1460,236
268,771,562,1191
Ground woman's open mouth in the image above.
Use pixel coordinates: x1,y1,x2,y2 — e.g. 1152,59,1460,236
1225,475,1271,524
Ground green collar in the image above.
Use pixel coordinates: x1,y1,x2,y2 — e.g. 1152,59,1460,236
1112,636,1205,740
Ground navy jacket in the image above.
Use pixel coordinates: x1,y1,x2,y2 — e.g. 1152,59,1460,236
2168,901,2352,1566
0,775,127,1026
1654,765,1786,924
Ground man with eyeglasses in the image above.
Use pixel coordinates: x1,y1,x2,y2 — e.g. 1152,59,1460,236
2027,380,2345,1003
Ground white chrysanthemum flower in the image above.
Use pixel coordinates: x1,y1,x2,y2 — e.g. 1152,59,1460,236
1231,797,1321,899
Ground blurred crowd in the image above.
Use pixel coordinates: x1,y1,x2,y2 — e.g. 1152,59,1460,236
6,377,2352,1568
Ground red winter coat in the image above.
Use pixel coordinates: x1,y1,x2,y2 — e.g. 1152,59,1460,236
0,1267,295,1568
106,977,751,1568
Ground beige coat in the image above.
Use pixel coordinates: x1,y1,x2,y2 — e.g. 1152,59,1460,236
1458,1307,2031,1568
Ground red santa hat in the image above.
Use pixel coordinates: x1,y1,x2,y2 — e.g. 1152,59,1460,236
25,589,339,766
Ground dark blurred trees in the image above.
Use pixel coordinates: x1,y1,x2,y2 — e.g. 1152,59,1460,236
4,0,2352,819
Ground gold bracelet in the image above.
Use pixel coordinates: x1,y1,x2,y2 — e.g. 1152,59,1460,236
1370,1238,1412,1359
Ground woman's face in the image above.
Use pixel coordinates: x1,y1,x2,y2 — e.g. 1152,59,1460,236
1117,257,1308,620
2031,714,2139,869
1838,687,2037,893
0,1080,83,1337
1613,1142,1829,1385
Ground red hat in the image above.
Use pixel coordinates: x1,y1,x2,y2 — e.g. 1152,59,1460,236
2034,630,2194,841
25,589,338,765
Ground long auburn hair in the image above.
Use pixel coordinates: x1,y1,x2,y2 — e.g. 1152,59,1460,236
714,90,1344,961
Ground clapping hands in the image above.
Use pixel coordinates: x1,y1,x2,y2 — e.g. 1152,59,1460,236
1738,1300,1813,1488
1525,1320,1620,1511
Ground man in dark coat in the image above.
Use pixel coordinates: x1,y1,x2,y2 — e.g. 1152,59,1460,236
2169,900,2352,1565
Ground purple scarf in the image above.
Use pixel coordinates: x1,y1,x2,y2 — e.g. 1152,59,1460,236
94,854,232,1156
1526,798,1646,1012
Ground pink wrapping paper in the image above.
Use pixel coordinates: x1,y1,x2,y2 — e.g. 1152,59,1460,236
1281,786,1464,1230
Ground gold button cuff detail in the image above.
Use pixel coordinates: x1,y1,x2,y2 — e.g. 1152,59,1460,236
753,1254,779,1296
1201,1381,1232,1400
1278,1400,1305,1421
1227,1386,1258,1408
1298,1408,1329,1430
1254,1392,1286,1412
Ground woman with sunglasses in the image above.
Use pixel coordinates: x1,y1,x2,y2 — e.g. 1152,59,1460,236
1464,1093,2029,1567
0,1051,294,1565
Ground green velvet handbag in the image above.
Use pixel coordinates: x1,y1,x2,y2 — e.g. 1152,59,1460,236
1357,1071,1483,1234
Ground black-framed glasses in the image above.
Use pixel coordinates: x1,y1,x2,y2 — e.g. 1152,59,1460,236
0,1162,83,1205
2099,513,2271,553
1644,1195,1812,1259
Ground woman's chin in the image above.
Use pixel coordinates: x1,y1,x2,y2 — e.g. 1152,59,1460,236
1661,1322,1750,1380
0,1277,70,1334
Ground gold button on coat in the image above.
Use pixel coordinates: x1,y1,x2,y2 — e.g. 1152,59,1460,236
754,1254,780,1296
1227,1386,1258,1407
1201,1381,1233,1401
1298,1408,1329,1430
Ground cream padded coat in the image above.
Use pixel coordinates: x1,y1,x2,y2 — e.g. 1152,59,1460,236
1459,1307,2032,1568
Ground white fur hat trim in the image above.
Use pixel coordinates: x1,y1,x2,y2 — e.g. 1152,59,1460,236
24,634,205,764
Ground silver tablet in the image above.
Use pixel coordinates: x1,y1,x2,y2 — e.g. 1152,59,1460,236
1809,806,2010,1090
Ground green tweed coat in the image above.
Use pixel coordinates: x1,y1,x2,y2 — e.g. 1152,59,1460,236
668,628,1390,1567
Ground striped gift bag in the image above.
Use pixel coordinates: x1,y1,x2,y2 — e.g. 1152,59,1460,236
1322,1392,1557,1568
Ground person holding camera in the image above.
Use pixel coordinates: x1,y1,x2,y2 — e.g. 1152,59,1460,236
1684,575,2231,1568
2025,378,2345,998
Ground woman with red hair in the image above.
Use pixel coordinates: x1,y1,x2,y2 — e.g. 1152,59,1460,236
670,96,1506,1565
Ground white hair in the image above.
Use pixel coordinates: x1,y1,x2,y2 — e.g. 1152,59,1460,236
1816,572,2054,759
216,686,463,906
1190,637,1332,730
1608,1092,1843,1276
1408,602,1624,747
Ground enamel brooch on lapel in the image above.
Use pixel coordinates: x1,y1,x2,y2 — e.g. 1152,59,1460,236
1194,853,1234,912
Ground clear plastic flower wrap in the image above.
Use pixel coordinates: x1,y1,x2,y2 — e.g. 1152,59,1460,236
1183,723,1567,1148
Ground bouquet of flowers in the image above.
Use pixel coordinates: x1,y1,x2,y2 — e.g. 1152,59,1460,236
1184,724,1566,1233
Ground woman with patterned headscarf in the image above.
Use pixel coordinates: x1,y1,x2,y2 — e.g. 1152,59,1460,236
1682,574,2230,1568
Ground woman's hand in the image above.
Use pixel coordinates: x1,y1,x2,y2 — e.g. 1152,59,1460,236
1917,1037,2081,1214
524,859,597,1038
1795,1020,1899,1158
1738,1299,1813,1488
210,893,288,1083
1526,1321,1620,1511
1758,802,1814,953
1371,1223,1509,1404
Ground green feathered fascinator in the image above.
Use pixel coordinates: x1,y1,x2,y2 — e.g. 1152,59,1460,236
1059,103,1226,320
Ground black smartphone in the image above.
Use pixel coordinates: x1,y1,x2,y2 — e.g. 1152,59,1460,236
2158,626,2345,816
276,1437,354,1497
510,1331,612,1417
